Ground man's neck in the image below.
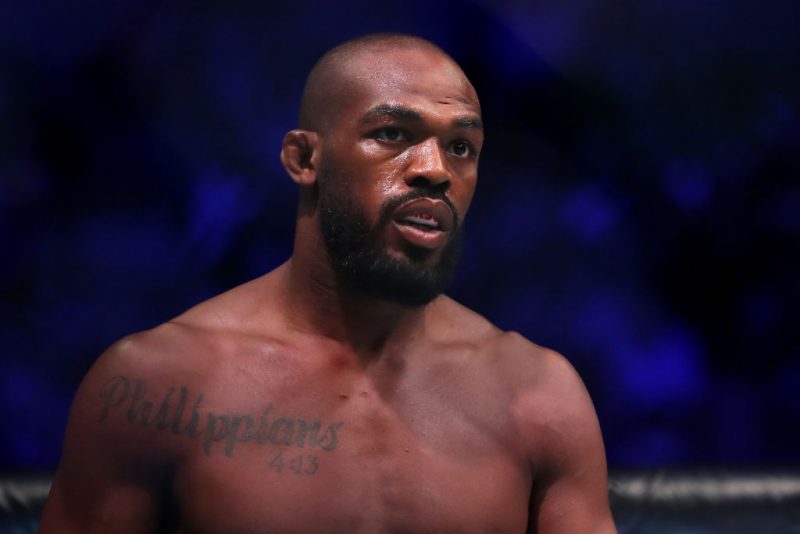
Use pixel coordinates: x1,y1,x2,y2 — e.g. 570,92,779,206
278,248,428,362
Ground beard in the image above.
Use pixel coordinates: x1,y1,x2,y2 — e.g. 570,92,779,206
317,166,462,308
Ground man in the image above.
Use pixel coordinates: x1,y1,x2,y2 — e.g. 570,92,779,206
40,33,617,533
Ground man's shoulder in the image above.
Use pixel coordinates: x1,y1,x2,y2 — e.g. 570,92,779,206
169,270,285,336
430,296,558,364
429,297,597,450
436,295,588,388
84,268,301,401
484,328,582,400
430,296,586,397
81,321,221,401
100,319,221,364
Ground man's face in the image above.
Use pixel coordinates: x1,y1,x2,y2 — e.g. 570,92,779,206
316,46,483,306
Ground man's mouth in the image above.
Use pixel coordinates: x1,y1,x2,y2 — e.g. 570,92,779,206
398,213,441,231
390,197,454,249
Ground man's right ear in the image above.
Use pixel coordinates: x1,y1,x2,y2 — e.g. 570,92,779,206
280,129,321,186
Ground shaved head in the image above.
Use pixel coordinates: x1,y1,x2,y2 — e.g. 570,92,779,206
298,33,476,133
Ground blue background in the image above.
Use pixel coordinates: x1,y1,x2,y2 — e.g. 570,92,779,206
1,0,798,470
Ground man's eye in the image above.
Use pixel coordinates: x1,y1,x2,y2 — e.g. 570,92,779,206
451,140,472,158
376,128,406,142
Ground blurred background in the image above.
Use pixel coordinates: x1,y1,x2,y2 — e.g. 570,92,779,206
1,0,798,472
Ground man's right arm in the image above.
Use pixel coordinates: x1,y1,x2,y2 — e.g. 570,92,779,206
39,336,174,533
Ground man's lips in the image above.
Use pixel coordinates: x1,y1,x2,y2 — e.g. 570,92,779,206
390,197,454,250
392,198,454,232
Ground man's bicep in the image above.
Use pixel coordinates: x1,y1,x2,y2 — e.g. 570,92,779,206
39,343,169,533
40,471,162,533
530,405,617,533
520,351,617,533
532,458,616,534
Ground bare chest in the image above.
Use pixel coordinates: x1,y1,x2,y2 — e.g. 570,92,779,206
169,389,530,533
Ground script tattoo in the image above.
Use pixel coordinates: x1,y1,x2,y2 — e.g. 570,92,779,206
98,376,344,469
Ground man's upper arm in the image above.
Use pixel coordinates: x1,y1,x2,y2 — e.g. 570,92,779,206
40,337,172,533
514,349,617,534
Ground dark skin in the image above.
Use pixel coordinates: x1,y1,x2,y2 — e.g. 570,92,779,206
40,40,617,533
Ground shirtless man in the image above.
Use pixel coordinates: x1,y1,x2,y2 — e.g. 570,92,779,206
40,33,617,533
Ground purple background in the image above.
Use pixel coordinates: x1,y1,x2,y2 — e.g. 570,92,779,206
2,0,798,470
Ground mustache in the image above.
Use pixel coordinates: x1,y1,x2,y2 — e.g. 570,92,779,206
377,189,459,229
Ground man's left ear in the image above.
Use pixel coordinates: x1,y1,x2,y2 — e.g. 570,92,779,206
280,129,321,186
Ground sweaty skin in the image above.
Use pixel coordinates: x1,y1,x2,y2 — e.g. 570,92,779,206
40,37,617,533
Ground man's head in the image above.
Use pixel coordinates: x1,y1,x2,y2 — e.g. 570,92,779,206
281,33,483,307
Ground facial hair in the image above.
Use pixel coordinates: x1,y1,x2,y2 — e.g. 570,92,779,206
317,166,462,307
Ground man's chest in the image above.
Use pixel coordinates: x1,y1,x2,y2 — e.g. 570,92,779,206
168,387,530,533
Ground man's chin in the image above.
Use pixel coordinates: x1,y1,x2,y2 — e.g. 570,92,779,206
337,254,452,308
386,244,438,266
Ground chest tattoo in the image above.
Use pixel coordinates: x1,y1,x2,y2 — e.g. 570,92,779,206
97,376,344,464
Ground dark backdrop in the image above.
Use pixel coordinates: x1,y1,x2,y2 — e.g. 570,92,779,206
2,0,798,470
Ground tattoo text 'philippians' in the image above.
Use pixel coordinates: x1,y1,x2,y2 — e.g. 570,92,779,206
98,376,344,462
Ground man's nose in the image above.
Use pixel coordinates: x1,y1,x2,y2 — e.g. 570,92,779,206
405,137,451,191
